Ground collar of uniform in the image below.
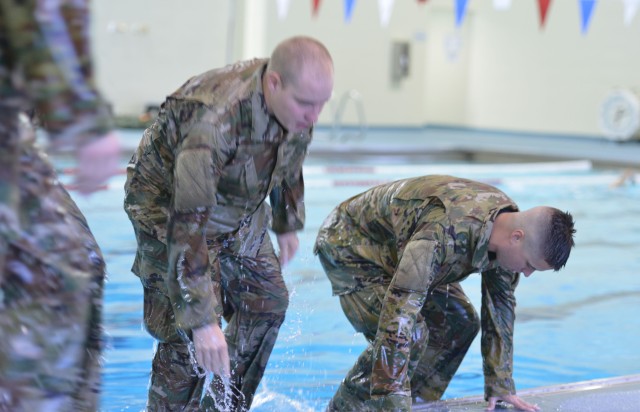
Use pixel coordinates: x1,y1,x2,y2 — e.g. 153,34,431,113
250,63,286,143
471,205,518,270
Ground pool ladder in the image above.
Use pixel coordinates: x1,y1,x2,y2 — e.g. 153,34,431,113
330,89,367,142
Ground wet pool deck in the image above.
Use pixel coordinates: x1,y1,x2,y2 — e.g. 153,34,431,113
413,374,640,411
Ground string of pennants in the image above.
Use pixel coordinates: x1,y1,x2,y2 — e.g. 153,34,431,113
274,0,640,33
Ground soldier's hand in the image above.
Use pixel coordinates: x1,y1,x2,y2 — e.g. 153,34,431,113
276,231,299,266
74,131,121,195
192,323,230,378
487,394,539,411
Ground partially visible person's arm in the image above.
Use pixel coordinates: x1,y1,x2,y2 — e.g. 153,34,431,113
6,1,120,194
192,323,230,378
74,131,120,195
368,238,442,410
481,267,520,406
164,101,233,376
270,131,311,264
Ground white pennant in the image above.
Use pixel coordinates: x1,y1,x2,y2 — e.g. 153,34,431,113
493,0,512,10
623,0,640,25
378,0,395,27
276,0,291,20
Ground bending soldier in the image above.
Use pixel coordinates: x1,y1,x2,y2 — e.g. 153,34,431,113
314,175,576,411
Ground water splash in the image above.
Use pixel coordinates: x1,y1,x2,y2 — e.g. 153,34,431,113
251,382,315,412
202,373,246,412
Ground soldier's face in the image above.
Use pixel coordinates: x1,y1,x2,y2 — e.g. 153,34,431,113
267,68,333,133
497,231,552,277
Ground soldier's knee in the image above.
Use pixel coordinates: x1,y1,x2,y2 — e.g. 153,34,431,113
467,307,480,334
462,312,480,345
451,298,480,339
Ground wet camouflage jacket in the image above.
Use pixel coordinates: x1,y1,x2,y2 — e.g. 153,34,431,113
315,175,521,400
124,59,310,332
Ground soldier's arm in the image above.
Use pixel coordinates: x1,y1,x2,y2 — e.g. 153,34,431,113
481,267,520,400
164,102,231,332
12,1,114,150
269,131,312,234
369,238,442,409
5,2,119,194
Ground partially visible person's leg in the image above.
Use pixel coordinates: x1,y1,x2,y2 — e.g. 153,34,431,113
326,285,430,411
142,281,211,411
325,287,382,412
147,341,206,411
411,283,480,401
203,234,289,410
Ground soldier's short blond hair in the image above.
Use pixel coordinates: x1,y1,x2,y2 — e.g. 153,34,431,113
267,36,333,87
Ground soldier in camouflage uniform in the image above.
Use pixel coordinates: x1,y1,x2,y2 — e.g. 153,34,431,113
124,36,333,411
314,175,576,412
0,1,120,410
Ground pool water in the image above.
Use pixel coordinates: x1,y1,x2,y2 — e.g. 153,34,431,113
62,156,640,412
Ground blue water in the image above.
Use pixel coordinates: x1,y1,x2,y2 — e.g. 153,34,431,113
62,154,640,412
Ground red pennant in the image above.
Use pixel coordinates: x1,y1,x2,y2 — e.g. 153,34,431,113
312,0,322,17
537,0,552,29
417,0,429,4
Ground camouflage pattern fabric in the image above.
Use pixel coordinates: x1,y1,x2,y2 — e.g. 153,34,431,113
0,116,106,411
0,0,114,149
124,59,310,411
0,1,113,410
314,175,521,410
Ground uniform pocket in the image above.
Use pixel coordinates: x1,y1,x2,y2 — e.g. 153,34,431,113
143,285,180,342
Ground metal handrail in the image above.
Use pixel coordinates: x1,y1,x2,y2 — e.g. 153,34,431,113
331,89,367,141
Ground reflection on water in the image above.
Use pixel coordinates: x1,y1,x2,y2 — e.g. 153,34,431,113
62,157,640,411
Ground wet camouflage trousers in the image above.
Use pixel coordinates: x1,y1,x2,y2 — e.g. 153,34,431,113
142,234,288,411
316,252,480,411
0,113,106,411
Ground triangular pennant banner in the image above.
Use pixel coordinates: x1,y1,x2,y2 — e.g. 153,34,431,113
344,0,357,22
455,0,469,27
623,0,640,26
312,0,322,17
378,0,395,26
493,0,512,10
538,0,552,29
276,0,291,20
417,0,429,4
579,0,597,34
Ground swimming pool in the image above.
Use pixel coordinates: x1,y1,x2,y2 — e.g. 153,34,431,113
61,150,640,411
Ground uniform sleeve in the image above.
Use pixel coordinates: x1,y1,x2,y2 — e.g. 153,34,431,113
370,238,442,406
480,267,520,399
4,1,114,151
269,132,311,233
165,102,233,331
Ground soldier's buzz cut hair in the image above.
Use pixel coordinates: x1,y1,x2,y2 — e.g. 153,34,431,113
268,36,333,86
542,209,576,271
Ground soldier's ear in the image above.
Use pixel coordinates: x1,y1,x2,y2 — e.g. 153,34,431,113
265,71,282,92
510,229,524,244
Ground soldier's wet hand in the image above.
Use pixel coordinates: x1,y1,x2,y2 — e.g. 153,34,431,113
192,323,231,378
276,231,299,266
487,395,539,411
